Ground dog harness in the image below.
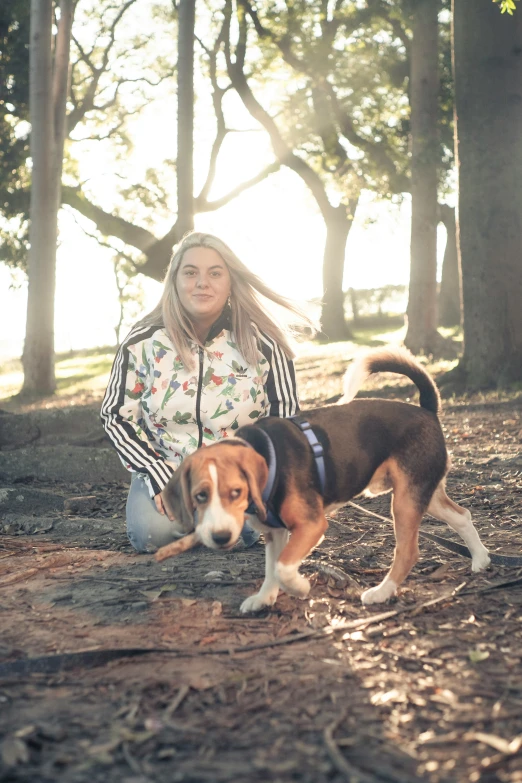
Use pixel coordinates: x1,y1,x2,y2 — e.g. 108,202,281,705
245,417,326,529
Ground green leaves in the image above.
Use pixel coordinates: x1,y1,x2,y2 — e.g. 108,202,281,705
173,411,192,425
494,0,519,13
210,403,229,420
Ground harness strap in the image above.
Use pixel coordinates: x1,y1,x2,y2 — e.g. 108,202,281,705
245,418,326,529
245,427,285,528
288,416,326,493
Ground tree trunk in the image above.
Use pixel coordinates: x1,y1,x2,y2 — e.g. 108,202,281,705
176,0,196,239
320,203,357,342
438,204,461,327
23,0,56,396
453,0,522,387
404,0,440,355
22,0,73,396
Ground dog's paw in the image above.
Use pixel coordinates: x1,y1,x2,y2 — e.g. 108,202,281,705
471,549,491,573
361,579,397,605
240,590,278,614
275,564,310,599
284,576,311,599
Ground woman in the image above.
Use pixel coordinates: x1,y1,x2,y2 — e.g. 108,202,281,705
101,232,313,553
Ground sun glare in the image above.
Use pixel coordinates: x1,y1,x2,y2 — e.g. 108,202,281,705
0,2,447,362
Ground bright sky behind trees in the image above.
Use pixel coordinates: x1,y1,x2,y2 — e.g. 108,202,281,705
0,0,450,360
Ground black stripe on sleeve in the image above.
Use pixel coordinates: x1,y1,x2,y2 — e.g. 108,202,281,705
258,332,300,417
100,324,174,494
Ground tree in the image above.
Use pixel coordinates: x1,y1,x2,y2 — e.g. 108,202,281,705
22,0,73,396
223,0,410,340
111,253,145,344
452,0,522,387
1,0,280,285
404,0,440,354
177,0,196,236
438,204,460,327
0,0,31,268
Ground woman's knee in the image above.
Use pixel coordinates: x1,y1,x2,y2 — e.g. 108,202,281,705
126,474,183,553
127,519,180,553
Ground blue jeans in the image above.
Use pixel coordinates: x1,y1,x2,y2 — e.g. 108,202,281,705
126,473,260,553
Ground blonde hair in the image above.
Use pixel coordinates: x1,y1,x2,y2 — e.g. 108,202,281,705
140,232,315,370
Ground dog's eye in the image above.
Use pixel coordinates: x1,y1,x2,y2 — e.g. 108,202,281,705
230,488,241,499
195,491,208,503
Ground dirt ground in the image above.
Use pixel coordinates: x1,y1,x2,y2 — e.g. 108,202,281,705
1,356,522,783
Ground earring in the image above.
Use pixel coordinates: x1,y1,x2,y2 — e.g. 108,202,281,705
227,294,232,308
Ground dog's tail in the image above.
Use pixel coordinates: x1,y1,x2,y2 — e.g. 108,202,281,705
339,347,441,415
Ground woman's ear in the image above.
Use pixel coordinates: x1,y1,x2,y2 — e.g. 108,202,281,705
162,460,194,532
241,449,269,522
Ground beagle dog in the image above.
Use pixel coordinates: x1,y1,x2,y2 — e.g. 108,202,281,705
156,348,490,613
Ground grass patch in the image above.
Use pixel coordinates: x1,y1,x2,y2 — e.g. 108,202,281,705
0,349,117,406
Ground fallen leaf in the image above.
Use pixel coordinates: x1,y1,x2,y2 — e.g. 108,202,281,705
1,737,30,766
199,635,219,646
139,584,178,602
429,563,452,581
469,649,490,663
327,586,344,597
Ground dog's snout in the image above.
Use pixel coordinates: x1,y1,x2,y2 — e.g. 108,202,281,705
212,530,232,546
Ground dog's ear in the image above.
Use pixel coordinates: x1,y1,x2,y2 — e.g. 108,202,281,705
162,460,194,532
241,449,269,522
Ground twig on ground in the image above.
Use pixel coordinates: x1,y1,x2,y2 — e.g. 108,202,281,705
323,714,377,783
164,684,190,719
121,741,144,775
464,731,522,755
0,568,39,586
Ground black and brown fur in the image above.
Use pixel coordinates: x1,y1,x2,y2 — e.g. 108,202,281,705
156,348,490,611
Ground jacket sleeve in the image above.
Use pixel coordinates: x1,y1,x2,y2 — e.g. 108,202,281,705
100,326,174,496
258,331,300,417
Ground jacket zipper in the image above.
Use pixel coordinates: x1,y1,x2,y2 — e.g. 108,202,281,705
196,347,204,447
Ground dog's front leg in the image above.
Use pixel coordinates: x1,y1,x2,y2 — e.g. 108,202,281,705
275,517,328,599
240,528,289,614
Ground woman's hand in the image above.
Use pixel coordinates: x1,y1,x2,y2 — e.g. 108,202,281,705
156,492,175,521
154,493,166,515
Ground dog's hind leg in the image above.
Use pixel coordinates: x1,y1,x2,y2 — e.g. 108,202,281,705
361,486,423,605
240,528,290,613
427,483,490,572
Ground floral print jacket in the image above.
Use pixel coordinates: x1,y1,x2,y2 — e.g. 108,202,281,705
101,310,299,497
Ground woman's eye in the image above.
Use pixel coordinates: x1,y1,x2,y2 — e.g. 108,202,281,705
230,489,241,499
195,492,208,503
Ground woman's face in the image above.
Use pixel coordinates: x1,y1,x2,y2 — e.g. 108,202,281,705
176,246,232,331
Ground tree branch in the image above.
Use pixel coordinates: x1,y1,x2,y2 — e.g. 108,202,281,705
240,0,409,193
223,0,334,220
197,161,280,212
61,185,158,252
195,22,230,204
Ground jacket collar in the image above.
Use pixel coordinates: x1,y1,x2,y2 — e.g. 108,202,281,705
205,305,232,344
188,305,232,345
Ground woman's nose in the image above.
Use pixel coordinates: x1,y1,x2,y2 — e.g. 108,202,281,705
196,276,209,288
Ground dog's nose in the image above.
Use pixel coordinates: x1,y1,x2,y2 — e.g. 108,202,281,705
212,530,232,546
